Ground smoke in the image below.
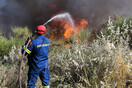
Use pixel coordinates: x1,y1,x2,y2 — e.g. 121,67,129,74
0,0,31,34
0,0,132,35
66,0,132,26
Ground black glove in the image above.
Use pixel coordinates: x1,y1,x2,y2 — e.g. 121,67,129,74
25,37,30,45
25,36,33,45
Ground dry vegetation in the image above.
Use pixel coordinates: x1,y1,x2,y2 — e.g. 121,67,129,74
0,17,132,88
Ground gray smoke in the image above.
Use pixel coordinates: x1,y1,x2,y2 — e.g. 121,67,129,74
0,0,132,35
67,0,132,26
0,0,31,34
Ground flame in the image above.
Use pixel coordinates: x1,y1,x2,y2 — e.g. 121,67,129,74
48,4,88,48
50,34,55,39
49,18,88,39
66,44,70,48
80,19,87,26
48,3,88,39
76,19,88,31
64,19,88,39
64,21,74,38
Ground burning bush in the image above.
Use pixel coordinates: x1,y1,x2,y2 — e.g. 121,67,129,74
46,17,88,40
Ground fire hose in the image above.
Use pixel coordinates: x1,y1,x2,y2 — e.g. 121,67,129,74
19,33,35,88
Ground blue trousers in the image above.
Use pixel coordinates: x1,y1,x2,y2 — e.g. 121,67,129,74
27,67,50,88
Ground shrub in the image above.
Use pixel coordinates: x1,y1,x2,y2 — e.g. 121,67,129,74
0,36,12,57
0,27,31,57
49,36,131,88
12,27,31,38
77,28,92,43
102,17,132,48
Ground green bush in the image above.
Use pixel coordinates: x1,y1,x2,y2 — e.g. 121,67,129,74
12,27,31,38
77,28,91,42
0,36,12,56
0,27,31,57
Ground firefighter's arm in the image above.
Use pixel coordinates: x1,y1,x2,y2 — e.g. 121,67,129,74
21,40,34,55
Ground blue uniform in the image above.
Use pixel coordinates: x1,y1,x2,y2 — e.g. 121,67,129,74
21,35,50,88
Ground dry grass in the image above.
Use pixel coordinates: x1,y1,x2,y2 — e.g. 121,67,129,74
103,50,132,88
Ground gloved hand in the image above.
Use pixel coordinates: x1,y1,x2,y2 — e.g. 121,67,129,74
25,36,33,45
25,37,30,45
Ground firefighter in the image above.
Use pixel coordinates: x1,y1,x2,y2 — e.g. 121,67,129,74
21,25,50,88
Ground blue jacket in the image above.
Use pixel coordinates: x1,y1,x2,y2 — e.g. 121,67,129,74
21,35,49,71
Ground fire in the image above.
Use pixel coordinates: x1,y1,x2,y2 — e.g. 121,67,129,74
75,19,88,31
48,3,88,39
50,34,55,39
64,21,74,39
48,3,88,48
79,19,88,29
50,13,88,39
64,19,88,39
49,18,88,39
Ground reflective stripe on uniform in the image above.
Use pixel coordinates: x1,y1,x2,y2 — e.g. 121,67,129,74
37,44,49,48
24,45,31,54
42,85,50,88
26,49,31,54
24,45,26,49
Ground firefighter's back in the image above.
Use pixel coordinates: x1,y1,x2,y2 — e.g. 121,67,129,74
30,35,49,70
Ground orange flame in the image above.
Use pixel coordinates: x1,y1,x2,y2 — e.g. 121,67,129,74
76,19,88,31
48,3,88,39
49,18,88,39
50,34,55,39
64,19,88,39
64,22,74,38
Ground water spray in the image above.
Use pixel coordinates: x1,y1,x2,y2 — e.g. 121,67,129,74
43,12,76,33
